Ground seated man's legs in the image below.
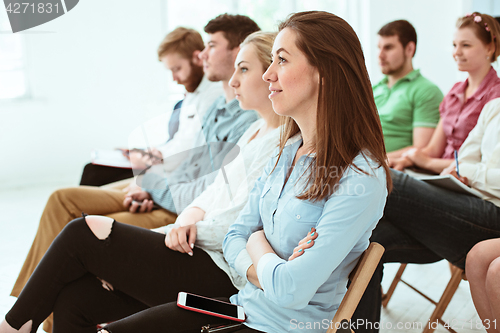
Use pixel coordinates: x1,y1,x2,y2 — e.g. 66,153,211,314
11,186,176,333
353,170,500,333
107,209,176,229
79,163,135,187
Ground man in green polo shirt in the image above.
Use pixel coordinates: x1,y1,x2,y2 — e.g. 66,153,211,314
373,20,443,158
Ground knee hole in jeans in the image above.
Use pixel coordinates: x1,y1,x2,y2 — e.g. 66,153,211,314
84,216,114,240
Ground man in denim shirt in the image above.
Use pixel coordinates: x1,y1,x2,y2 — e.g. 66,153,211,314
128,14,261,214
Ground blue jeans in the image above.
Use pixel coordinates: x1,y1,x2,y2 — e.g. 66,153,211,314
352,170,500,333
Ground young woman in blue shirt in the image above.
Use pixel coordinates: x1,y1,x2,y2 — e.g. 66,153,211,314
1,11,391,333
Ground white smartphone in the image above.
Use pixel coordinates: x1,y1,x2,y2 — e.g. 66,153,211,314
177,292,245,322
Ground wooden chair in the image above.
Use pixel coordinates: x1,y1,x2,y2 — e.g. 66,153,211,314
381,262,467,333
326,242,385,333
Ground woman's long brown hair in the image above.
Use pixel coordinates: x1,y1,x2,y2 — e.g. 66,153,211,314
275,11,392,201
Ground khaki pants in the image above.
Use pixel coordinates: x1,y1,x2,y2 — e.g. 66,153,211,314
10,185,177,332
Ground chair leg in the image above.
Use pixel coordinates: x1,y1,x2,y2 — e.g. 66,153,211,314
422,266,463,333
382,263,407,308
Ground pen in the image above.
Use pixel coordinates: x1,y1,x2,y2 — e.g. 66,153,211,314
454,150,460,177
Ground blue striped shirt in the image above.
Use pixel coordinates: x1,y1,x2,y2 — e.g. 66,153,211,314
141,96,259,213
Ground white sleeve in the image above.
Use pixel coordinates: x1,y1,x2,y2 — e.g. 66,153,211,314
459,99,500,199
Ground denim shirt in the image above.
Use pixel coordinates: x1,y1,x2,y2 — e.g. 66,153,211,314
141,96,259,213
223,137,388,333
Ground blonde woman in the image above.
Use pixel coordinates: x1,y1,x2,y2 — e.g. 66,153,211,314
1,31,281,333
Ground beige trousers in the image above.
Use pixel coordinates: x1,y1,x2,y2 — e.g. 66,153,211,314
10,185,177,332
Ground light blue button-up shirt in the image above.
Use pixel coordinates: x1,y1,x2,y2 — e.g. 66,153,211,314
223,136,388,333
141,96,259,213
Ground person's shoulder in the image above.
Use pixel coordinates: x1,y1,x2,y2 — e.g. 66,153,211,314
480,98,500,121
438,81,464,102
199,78,223,95
253,123,281,146
210,95,226,108
330,152,387,199
484,77,500,100
339,152,387,185
235,107,259,122
238,119,265,143
484,97,500,107
411,72,443,95
372,77,387,89
413,73,439,88
352,152,383,173
201,95,226,119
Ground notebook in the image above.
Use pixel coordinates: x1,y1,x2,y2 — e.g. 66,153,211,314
91,149,132,169
403,169,483,198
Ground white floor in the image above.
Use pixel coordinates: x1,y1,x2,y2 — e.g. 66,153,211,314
0,184,71,333
0,185,485,333
379,263,483,333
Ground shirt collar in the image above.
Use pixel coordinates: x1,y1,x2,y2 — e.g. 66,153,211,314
284,134,316,157
211,95,241,115
191,75,211,95
376,69,421,87
449,79,468,98
224,98,241,115
285,133,302,147
450,67,497,101
403,69,420,81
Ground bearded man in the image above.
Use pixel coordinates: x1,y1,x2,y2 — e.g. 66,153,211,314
80,27,223,186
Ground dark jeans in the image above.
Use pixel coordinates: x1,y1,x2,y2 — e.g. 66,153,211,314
352,170,500,333
80,163,135,186
6,218,240,333
103,298,262,333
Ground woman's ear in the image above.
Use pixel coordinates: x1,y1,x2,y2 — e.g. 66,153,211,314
487,42,495,61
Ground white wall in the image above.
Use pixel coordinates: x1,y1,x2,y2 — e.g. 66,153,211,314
0,0,174,189
360,0,500,93
2,0,499,190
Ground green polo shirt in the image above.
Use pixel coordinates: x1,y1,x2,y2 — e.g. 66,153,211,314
373,69,443,152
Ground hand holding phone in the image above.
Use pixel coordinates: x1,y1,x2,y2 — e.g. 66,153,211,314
177,292,245,322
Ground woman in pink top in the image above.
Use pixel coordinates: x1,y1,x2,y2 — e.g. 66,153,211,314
391,12,500,174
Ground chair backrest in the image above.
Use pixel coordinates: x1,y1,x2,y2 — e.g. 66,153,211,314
326,242,385,333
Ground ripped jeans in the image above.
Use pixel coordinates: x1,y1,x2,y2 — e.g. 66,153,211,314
5,217,249,333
